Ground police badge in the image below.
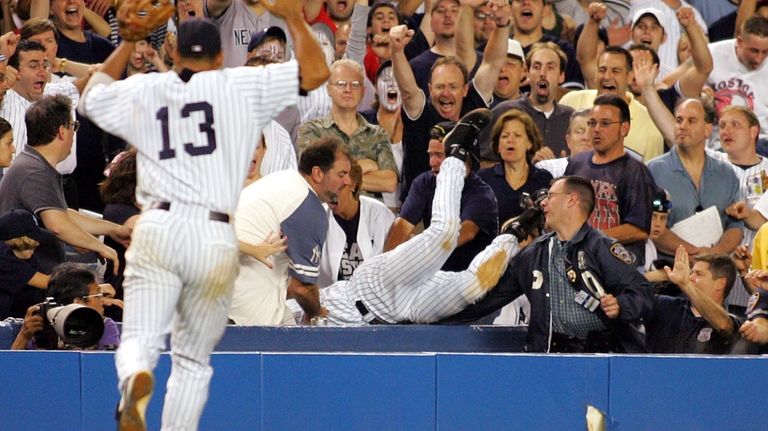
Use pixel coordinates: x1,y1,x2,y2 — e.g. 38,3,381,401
610,243,636,265
566,268,577,284
747,292,760,316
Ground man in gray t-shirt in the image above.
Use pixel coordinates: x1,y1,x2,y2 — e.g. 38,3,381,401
205,0,285,67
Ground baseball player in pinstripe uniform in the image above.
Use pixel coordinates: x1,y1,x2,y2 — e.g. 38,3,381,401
78,1,330,429
315,108,530,325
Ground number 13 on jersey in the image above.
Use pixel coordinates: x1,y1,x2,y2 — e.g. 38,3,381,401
157,101,217,160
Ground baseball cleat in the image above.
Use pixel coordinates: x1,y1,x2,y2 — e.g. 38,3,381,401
117,370,154,431
444,107,491,163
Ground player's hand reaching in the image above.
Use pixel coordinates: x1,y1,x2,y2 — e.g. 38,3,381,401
117,0,175,42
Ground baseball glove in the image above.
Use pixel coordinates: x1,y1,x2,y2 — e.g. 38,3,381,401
117,0,175,42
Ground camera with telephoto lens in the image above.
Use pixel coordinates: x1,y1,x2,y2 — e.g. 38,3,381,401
32,297,105,349
500,190,546,241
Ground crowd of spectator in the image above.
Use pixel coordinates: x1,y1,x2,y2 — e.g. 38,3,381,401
2,0,768,355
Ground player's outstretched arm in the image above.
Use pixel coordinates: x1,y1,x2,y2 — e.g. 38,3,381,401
261,0,330,91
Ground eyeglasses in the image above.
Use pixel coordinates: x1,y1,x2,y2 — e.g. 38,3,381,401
81,293,104,300
587,119,623,129
330,80,363,90
69,120,80,132
543,191,571,200
474,12,496,21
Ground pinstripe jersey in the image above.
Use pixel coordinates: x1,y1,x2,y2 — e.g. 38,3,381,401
709,149,768,307
298,85,331,123
82,60,299,215
1,82,79,174
260,120,297,175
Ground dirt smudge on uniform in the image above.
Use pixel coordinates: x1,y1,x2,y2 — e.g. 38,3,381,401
475,250,508,291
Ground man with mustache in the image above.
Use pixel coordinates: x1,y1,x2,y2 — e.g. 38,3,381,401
479,42,574,166
230,138,352,326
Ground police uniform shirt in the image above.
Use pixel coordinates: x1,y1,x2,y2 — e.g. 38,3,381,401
646,295,742,354
549,237,606,339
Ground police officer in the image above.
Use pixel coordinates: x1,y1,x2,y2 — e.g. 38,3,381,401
443,175,655,353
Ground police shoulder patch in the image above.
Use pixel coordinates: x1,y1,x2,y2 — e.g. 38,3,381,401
747,292,760,316
609,243,636,265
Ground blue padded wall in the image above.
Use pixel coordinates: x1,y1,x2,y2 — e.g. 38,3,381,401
437,354,609,430
2,351,768,431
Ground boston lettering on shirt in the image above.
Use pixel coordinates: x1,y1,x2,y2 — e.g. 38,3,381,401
590,179,620,230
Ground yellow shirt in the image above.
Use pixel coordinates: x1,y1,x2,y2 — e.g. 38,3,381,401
752,223,768,270
559,90,664,162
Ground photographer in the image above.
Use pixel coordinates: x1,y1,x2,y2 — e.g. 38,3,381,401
11,263,121,350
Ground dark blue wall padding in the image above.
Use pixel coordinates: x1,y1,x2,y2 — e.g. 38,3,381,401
0,351,83,431
261,353,436,430
608,355,768,431
437,354,610,430
2,351,768,431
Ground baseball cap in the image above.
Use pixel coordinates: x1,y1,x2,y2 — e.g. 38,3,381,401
632,7,664,30
0,209,55,242
431,0,460,13
248,26,287,53
506,39,524,62
430,121,456,141
651,190,671,213
178,18,221,58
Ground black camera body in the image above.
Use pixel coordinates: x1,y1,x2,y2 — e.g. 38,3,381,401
33,297,104,349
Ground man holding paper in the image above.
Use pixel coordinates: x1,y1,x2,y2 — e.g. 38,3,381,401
647,98,743,257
